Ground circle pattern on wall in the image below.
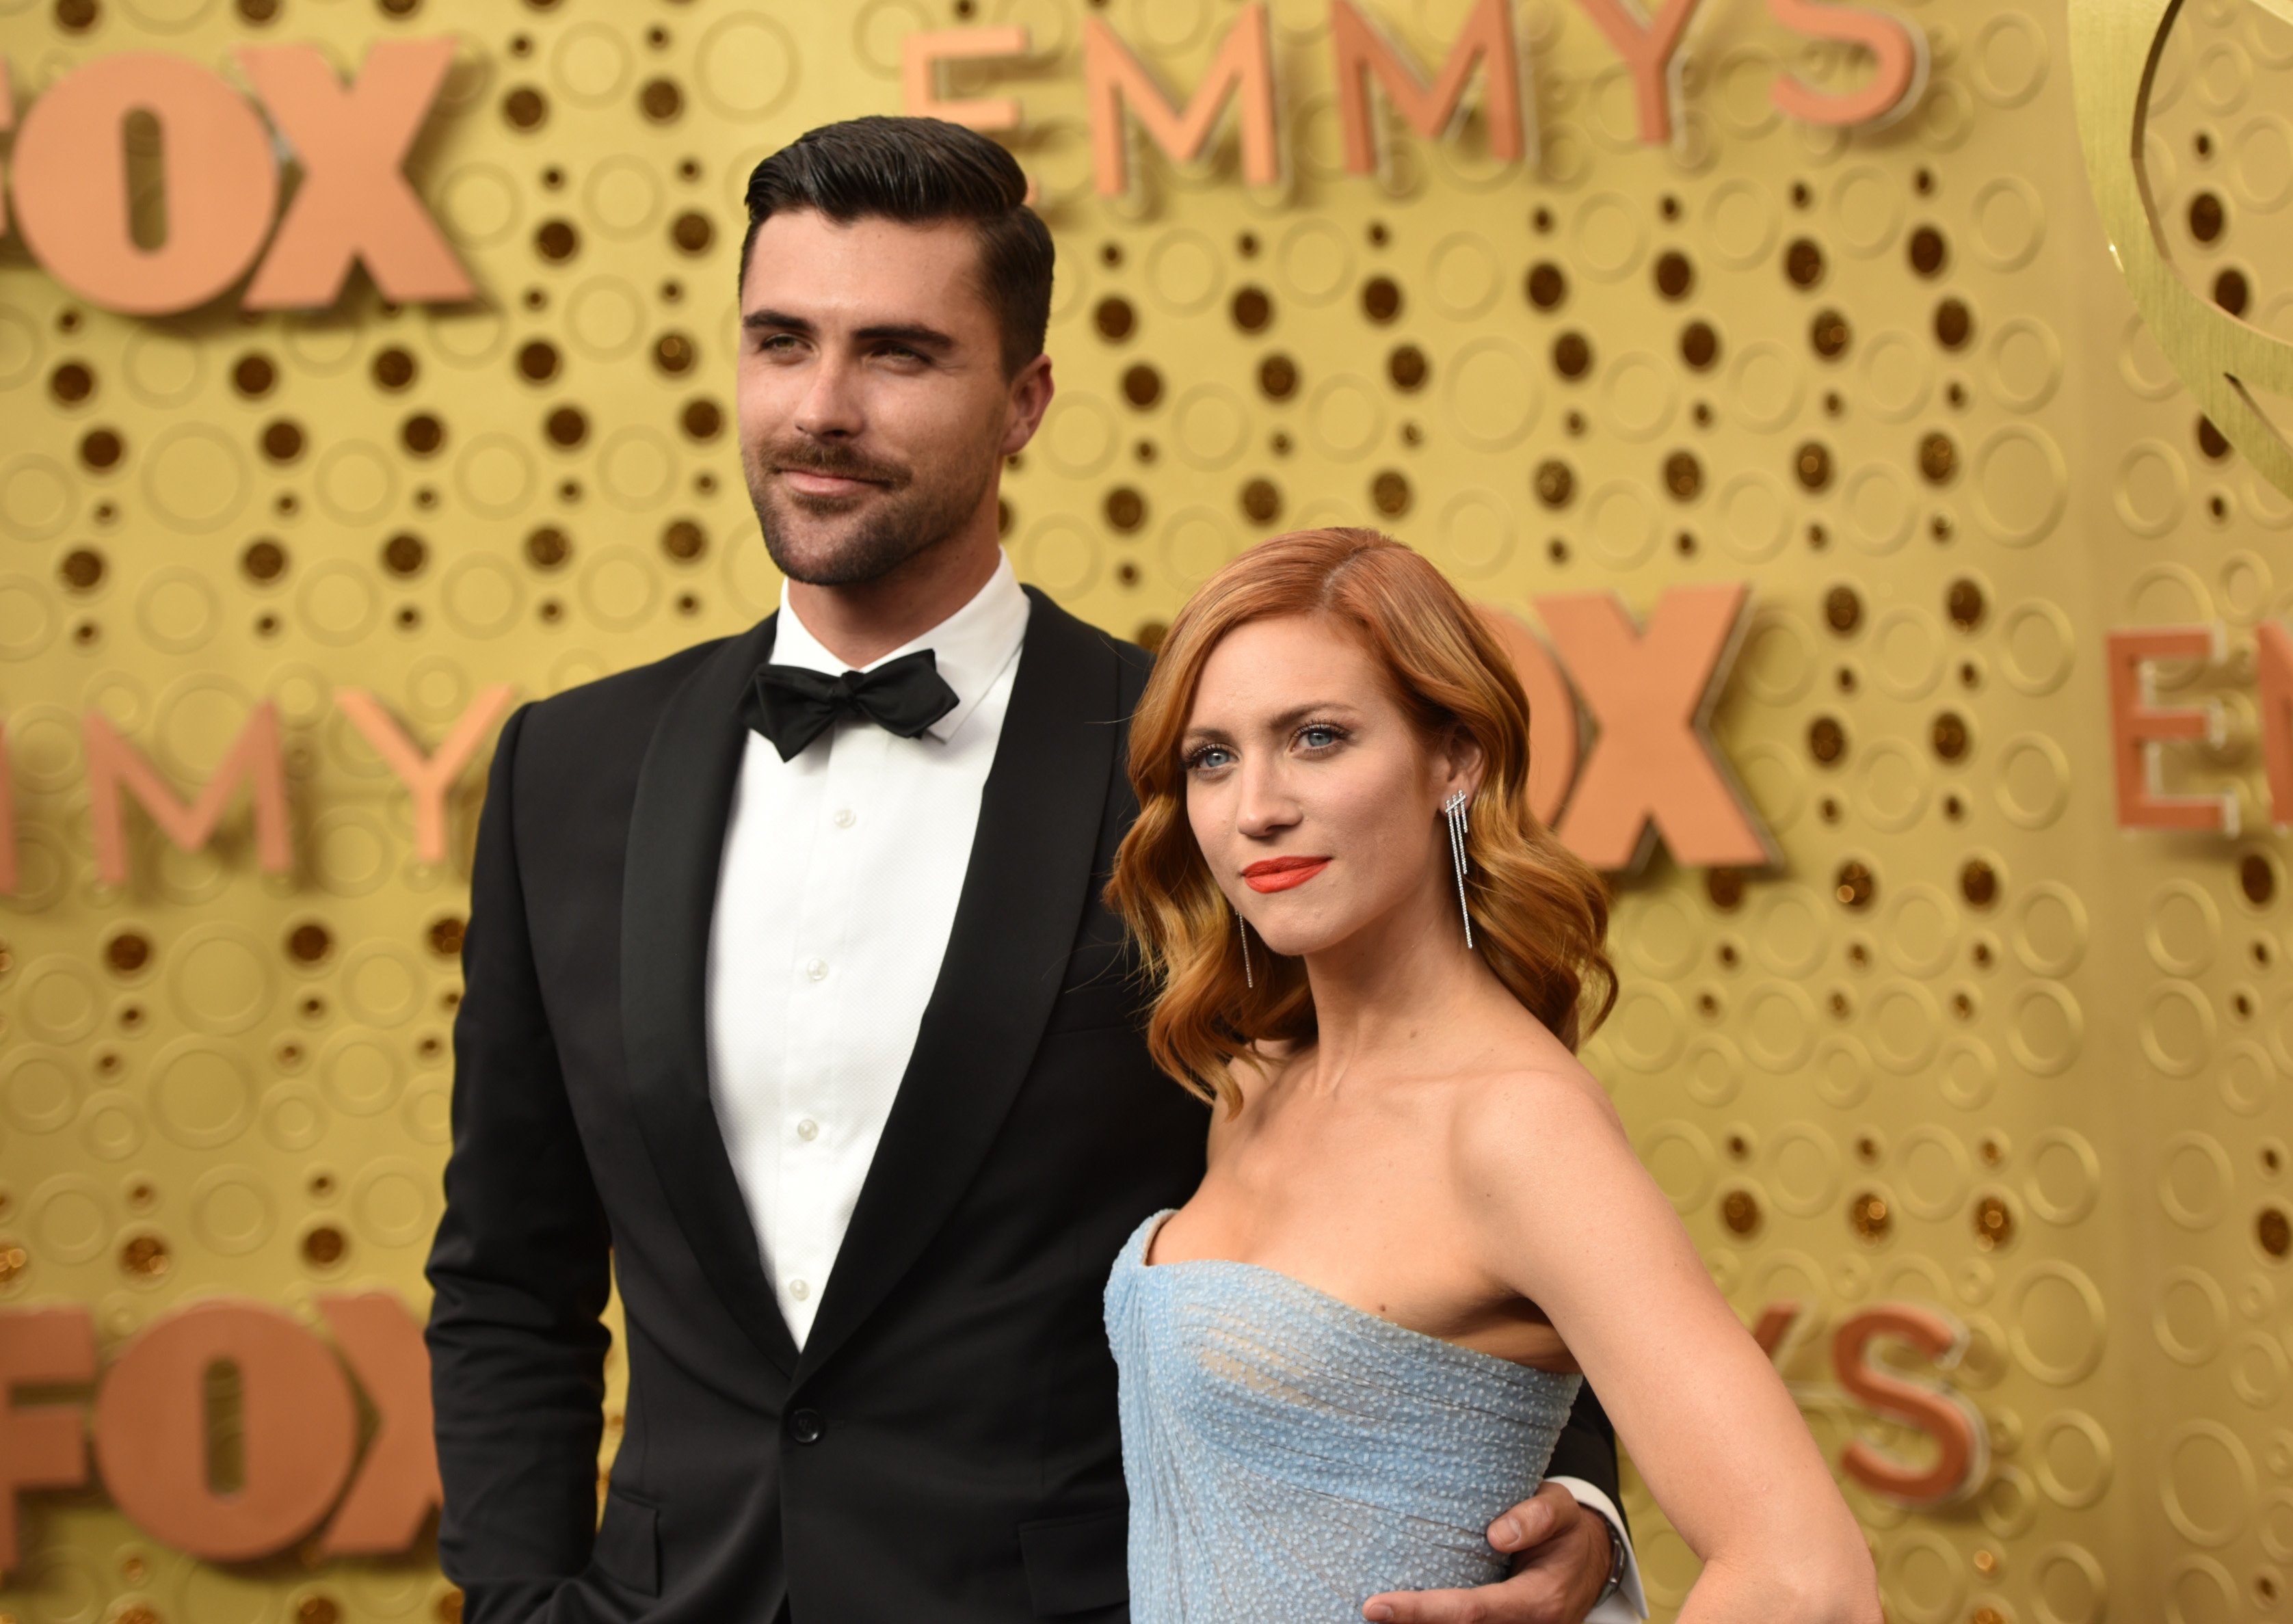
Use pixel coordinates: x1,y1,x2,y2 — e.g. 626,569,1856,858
0,2,2279,1621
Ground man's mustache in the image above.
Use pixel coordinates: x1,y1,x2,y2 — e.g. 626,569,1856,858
757,441,910,489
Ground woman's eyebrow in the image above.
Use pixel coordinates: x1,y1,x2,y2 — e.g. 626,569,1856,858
1264,702,1358,731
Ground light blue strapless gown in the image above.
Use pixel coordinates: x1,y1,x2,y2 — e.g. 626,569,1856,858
1104,1210,1583,1623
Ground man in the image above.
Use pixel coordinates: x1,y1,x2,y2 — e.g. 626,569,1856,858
426,116,1644,1624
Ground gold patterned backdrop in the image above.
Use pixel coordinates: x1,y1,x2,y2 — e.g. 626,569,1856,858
0,1,2288,1621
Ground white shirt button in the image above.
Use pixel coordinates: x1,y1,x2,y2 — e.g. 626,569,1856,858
833,808,856,828
788,1279,810,1301
804,957,828,982
796,1118,819,1141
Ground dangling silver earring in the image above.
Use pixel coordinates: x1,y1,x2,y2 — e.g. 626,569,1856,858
1442,790,1474,950
1236,908,1255,989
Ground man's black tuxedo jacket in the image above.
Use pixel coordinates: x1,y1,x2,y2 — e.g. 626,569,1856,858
425,587,1623,1623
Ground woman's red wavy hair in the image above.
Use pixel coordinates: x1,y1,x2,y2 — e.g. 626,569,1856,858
1106,527,1617,1112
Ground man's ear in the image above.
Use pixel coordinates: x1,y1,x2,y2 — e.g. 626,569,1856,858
1002,354,1056,456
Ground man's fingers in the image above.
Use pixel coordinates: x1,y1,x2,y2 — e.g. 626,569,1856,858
1487,1481,1579,1552
1361,1586,1496,1623
1363,1571,1565,1624
1368,1487,1587,1621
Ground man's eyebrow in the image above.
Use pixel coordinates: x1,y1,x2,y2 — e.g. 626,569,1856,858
737,310,957,354
852,321,957,352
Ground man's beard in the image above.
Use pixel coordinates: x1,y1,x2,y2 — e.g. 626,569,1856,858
745,438,996,588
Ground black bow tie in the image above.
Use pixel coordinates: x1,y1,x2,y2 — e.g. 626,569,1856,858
743,650,960,762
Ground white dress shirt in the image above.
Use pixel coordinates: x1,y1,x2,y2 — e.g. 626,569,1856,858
699,549,1643,1611
1545,1476,1649,1620
705,550,1030,1347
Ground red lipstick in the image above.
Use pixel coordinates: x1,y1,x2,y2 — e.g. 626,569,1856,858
1242,856,1331,894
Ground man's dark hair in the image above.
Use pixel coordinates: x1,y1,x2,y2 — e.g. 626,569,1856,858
741,116,1054,378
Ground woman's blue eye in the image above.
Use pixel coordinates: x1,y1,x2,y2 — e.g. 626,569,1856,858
1187,746,1234,771
1299,726,1340,749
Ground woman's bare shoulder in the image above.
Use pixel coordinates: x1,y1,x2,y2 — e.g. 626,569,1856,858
1444,1043,1656,1283
1448,1038,1629,1172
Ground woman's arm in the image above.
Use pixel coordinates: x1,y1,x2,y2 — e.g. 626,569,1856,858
1454,1069,1881,1624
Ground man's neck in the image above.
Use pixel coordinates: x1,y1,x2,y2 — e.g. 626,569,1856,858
784,526,1004,669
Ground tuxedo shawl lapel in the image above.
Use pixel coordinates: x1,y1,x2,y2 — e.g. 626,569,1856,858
621,613,801,1378
794,591,1123,1382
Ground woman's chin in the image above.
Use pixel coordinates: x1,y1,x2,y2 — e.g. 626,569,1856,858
1248,920,1348,961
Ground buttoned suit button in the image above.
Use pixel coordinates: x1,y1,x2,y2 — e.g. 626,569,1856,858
788,1407,824,1445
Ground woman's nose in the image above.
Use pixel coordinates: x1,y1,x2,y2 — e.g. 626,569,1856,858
1234,763,1298,837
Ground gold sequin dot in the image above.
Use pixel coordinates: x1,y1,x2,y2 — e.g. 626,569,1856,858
1094,297,1135,342
1848,1192,1891,1241
654,332,696,375
61,548,106,592
382,533,428,577
2261,1207,2291,1259
105,932,151,974
503,86,548,130
527,526,572,570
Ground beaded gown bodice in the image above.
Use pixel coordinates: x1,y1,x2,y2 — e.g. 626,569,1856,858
1105,1210,1583,1623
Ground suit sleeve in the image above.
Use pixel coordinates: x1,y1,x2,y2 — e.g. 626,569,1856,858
1543,1379,1623,1519
425,703,615,1624
1546,1381,1649,1619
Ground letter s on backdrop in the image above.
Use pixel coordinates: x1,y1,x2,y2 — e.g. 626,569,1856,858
1832,1304,1988,1506
1767,0,1928,127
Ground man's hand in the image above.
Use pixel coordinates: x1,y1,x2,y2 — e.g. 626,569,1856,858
1361,1482,1613,1623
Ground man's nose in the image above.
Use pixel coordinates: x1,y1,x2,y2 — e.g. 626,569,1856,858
794,351,864,439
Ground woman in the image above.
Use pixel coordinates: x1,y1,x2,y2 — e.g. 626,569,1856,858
1102,529,1879,1624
